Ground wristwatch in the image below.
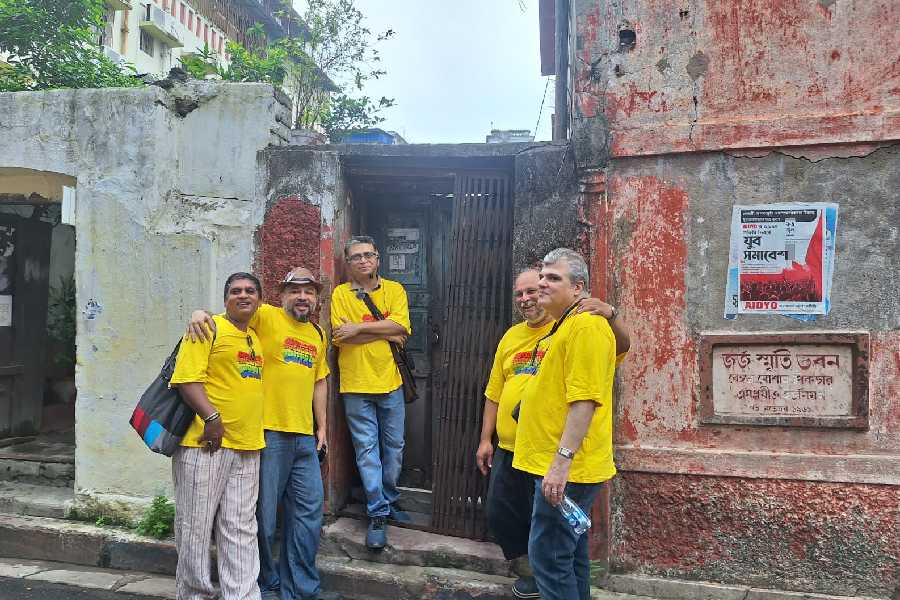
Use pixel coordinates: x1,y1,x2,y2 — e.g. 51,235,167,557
557,446,575,459
608,305,619,321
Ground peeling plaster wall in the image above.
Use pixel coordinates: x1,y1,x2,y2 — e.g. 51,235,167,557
0,82,284,508
572,0,900,164
569,0,900,593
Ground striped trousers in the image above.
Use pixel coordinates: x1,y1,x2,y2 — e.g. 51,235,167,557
173,446,262,600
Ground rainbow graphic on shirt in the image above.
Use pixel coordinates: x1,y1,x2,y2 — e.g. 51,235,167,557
512,349,546,376
237,351,263,379
283,337,317,368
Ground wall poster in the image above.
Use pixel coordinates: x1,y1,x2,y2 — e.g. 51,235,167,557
725,202,838,320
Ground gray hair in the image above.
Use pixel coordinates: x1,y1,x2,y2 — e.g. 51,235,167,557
344,235,377,258
542,248,589,294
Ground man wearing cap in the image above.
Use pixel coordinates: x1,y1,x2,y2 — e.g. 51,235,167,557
330,235,411,550
189,267,332,600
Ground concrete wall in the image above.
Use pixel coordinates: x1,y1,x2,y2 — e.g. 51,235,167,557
569,0,899,595
0,81,287,509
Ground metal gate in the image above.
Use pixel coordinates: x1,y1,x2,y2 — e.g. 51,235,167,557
432,172,513,538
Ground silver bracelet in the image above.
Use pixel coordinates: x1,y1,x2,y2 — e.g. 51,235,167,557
203,412,221,423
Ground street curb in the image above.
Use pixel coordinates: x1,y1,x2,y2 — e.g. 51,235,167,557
0,513,176,575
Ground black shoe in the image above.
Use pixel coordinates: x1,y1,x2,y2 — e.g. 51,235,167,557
512,576,541,599
366,516,387,549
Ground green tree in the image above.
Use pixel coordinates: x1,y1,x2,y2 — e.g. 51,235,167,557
0,0,140,92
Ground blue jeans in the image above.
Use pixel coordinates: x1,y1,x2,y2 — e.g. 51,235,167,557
257,430,324,600
529,479,601,600
342,387,405,517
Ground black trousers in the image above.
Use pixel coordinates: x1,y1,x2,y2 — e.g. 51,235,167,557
486,447,534,560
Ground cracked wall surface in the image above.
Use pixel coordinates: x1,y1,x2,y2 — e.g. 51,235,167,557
0,82,285,504
572,0,900,165
570,1,900,593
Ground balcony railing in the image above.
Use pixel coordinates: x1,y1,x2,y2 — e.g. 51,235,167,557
104,0,132,10
140,4,184,48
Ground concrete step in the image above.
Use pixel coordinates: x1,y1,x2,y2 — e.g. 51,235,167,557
0,481,73,518
321,517,510,576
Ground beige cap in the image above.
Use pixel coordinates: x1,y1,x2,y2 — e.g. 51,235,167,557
279,267,323,292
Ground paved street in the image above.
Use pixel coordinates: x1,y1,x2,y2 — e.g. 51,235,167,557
0,576,165,599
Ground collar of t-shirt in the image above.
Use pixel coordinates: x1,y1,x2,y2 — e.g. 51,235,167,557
350,276,382,294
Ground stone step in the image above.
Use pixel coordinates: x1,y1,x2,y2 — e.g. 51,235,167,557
0,482,73,519
321,517,510,576
0,456,75,488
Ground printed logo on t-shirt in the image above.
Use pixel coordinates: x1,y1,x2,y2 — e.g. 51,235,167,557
512,349,546,376
237,351,263,379
361,312,391,322
282,337,317,368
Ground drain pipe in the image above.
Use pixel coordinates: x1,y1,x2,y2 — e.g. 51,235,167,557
553,0,570,141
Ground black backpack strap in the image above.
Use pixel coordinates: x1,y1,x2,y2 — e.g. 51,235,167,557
357,291,386,320
310,321,324,342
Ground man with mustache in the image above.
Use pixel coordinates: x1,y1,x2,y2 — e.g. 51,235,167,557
330,235,411,550
476,267,629,599
188,267,333,600
172,272,265,600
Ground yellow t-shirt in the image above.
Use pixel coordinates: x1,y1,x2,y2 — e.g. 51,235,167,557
330,278,411,394
484,320,554,451
512,311,617,483
170,315,265,451
250,304,330,435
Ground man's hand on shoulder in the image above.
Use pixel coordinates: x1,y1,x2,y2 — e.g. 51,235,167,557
187,310,215,342
576,298,615,319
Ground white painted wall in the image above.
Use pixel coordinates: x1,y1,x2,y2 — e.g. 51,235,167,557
0,81,285,509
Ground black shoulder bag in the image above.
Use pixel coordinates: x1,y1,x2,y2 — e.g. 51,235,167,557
357,292,418,404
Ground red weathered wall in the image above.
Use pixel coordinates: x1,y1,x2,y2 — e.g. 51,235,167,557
571,0,900,594
612,473,898,597
256,195,322,303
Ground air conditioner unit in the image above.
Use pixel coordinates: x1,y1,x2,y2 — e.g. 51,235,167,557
139,4,183,48
102,46,127,66
104,0,132,10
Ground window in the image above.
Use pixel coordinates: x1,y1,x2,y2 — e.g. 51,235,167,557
179,3,185,24
218,36,224,54
188,10,193,31
211,30,216,49
98,9,114,47
204,23,209,46
139,29,154,56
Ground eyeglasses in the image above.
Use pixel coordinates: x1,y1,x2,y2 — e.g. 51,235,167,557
246,335,256,362
348,251,378,263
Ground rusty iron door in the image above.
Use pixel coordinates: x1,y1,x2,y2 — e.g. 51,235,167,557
0,214,52,437
431,172,514,538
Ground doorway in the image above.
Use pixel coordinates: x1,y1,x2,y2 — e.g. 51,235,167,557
342,164,515,538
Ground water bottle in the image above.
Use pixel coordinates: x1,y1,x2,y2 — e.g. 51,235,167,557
558,495,592,535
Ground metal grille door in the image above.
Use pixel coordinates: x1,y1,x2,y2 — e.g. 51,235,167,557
431,173,513,538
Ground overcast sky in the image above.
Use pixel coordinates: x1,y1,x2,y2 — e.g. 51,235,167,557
295,0,554,144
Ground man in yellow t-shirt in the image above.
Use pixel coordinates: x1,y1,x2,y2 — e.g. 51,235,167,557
512,249,619,600
170,272,265,600
330,235,411,550
476,268,630,600
188,267,332,600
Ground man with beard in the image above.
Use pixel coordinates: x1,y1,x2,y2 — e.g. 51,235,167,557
188,267,333,600
476,267,629,599
330,235,411,550
171,272,265,600
513,249,619,600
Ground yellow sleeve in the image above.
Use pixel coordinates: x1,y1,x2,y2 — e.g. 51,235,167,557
386,284,412,334
564,321,615,404
249,303,276,335
315,337,330,381
329,287,348,346
169,335,214,384
484,335,507,402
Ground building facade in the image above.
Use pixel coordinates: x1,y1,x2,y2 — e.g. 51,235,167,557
98,0,298,77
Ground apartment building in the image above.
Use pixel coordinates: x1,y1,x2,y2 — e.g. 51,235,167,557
98,0,292,77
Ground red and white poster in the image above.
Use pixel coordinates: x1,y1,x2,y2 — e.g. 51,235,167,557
725,203,838,318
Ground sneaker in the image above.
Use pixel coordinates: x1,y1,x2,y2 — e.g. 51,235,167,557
388,504,412,524
512,576,541,599
365,516,387,549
